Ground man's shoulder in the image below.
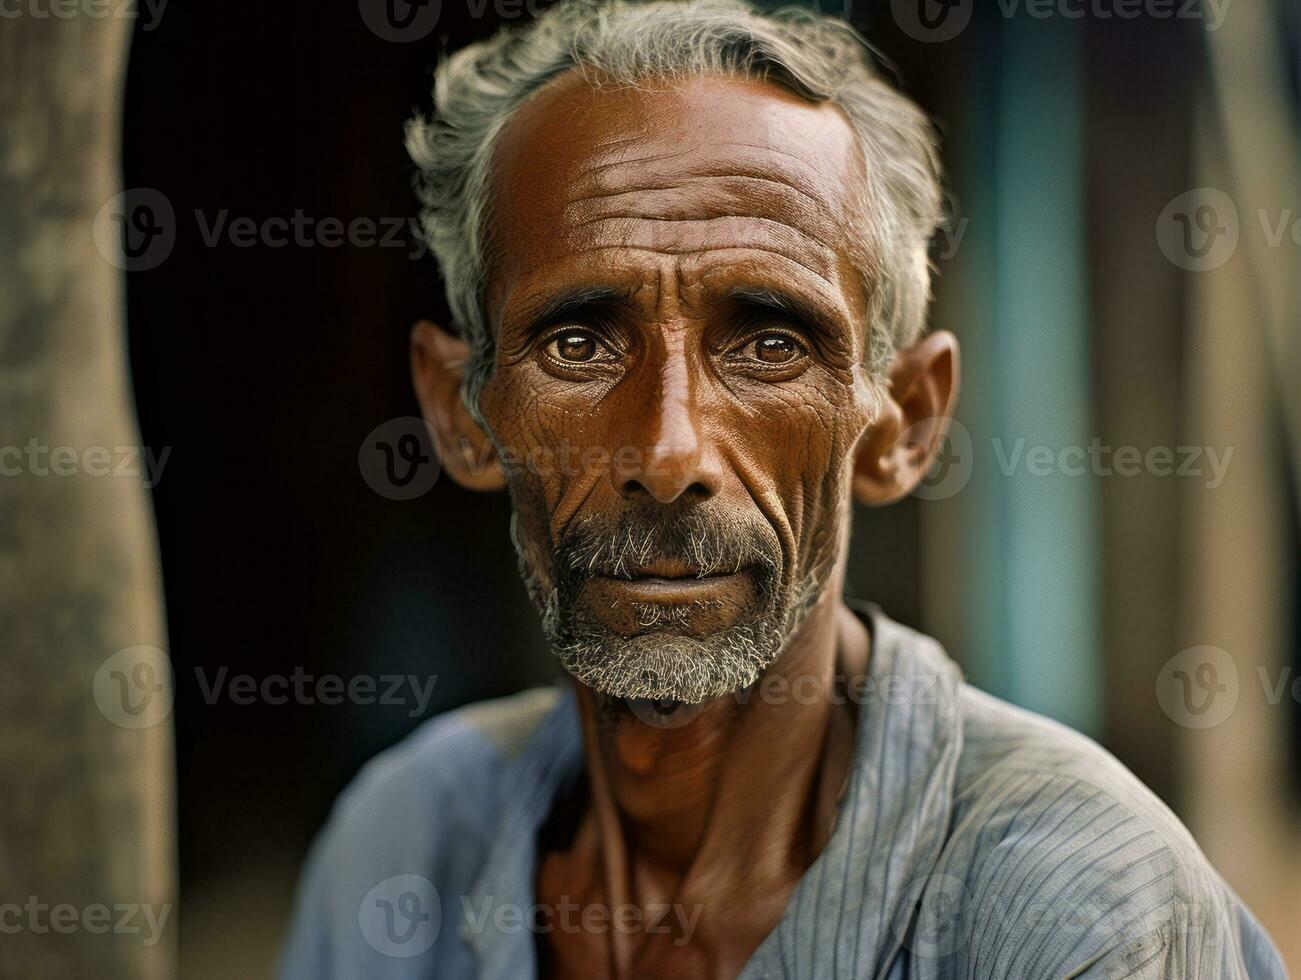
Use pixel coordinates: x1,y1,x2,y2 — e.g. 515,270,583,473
935,685,1283,977
952,684,1197,858
280,685,569,977
954,683,1167,808
320,684,564,853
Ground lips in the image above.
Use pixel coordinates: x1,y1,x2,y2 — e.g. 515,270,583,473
599,574,741,601
588,559,751,610
615,558,722,581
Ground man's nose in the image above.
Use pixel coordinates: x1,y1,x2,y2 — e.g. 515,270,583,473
612,354,722,504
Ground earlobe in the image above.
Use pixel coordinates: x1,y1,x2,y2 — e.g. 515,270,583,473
852,330,960,506
409,320,507,492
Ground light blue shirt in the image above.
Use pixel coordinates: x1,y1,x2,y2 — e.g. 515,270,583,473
281,604,1286,978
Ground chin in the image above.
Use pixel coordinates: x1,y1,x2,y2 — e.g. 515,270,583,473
550,621,783,704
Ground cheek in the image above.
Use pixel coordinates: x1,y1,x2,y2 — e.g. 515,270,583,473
725,369,872,563
479,364,620,517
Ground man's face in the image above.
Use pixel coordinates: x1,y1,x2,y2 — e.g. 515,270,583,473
476,73,881,703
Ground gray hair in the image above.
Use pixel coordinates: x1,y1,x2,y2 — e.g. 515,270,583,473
406,0,943,414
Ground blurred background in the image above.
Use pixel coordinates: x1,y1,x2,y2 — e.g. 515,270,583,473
2,0,1297,975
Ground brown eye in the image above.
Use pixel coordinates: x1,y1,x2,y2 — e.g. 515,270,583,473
554,332,597,362
752,334,802,364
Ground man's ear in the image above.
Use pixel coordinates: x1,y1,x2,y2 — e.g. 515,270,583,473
410,320,507,492
852,330,960,506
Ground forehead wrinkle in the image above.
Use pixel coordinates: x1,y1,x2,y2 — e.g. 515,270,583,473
557,152,857,286
569,214,842,263
563,178,840,250
571,152,844,210
577,137,833,179
567,173,830,222
555,237,840,289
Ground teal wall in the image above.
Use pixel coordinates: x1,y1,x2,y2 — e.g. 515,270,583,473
954,11,1102,735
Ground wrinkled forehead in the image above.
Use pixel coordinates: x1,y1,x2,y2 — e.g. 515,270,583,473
485,70,868,318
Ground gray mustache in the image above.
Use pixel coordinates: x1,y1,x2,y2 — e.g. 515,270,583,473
555,507,780,583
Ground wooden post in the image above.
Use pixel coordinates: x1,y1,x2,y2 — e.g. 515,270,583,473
0,10,176,979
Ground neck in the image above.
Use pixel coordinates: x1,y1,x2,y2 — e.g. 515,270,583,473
572,574,870,910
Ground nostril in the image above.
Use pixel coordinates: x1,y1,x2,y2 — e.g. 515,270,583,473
617,478,714,504
619,478,649,498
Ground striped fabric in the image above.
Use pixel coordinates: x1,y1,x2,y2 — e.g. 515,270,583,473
281,605,1286,979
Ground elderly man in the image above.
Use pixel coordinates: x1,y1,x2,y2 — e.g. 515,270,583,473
282,1,1285,977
